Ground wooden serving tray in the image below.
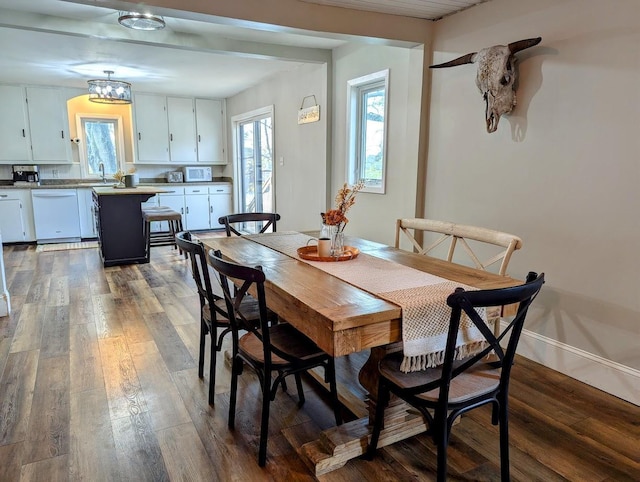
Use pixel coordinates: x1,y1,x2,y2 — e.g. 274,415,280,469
297,245,360,262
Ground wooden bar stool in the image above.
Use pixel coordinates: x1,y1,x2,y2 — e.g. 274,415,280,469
142,206,185,260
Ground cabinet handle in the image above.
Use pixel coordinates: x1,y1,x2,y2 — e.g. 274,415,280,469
209,206,212,213
170,133,173,141
61,130,64,139
138,133,141,140
186,207,189,214
0,194,7,198
198,134,201,142
181,207,184,214
22,129,25,137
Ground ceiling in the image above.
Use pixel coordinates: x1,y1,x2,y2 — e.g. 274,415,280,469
0,0,488,99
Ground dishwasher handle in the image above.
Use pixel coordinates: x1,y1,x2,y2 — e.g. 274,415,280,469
32,192,77,198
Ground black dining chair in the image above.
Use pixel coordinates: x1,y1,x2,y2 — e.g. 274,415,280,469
218,212,281,236
208,249,343,466
175,231,262,406
366,272,545,481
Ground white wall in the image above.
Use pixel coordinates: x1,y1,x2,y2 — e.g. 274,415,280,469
331,43,423,246
225,62,329,232
428,0,640,384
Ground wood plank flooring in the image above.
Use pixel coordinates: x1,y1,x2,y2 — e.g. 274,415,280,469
0,242,638,481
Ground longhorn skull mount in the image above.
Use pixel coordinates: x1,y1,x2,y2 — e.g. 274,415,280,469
430,37,542,133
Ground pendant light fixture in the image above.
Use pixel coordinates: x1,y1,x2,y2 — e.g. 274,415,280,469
87,71,132,104
118,11,165,31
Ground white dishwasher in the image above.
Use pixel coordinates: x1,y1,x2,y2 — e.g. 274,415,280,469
31,189,81,243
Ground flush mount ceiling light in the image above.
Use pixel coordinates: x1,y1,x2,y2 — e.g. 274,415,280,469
118,11,165,31
87,71,132,104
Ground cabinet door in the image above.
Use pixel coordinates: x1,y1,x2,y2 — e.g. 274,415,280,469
134,93,169,163
0,198,26,242
77,188,97,238
25,86,71,162
167,97,197,164
209,185,232,229
0,85,31,161
195,98,226,164
185,192,210,230
157,191,185,232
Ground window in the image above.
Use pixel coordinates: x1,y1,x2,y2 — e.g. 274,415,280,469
347,69,389,194
76,114,126,180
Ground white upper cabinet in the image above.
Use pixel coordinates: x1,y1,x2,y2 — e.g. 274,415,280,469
167,96,197,164
133,93,170,163
25,86,71,163
133,93,225,165
0,85,31,161
195,98,226,164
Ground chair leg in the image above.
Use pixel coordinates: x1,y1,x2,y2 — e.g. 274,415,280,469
436,416,449,482
208,327,216,406
198,320,206,379
258,377,271,466
365,381,389,460
499,401,511,481
294,373,305,407
228,356,240,430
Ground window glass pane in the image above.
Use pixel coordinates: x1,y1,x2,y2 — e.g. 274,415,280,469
347,70,388,194
360,85,385,188
84,120,117,176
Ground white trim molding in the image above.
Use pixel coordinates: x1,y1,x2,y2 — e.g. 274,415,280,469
513,325,640,406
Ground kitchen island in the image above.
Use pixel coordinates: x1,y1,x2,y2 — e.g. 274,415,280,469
93,186,169,267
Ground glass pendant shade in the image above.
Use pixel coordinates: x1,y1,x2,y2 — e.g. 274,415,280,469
118,12,165,31
87,71,131,104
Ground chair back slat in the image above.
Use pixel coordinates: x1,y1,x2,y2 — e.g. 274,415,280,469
443,272,544,390
396,218,523,276
218,212,281,237
175,231,216,309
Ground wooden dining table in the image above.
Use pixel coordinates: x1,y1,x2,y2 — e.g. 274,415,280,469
200,231,521,475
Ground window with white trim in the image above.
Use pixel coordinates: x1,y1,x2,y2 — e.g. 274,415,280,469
347,69,389,194
76,113,126,180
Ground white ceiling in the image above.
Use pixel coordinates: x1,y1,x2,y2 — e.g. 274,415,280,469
0,0,487,98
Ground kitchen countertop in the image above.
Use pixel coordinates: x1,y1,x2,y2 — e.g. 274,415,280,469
92,186,171,196
0,178,232,190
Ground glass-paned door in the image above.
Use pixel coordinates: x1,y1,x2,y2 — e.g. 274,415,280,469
235,108,274,232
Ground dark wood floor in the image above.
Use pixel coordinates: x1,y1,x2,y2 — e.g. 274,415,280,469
0,242,638,481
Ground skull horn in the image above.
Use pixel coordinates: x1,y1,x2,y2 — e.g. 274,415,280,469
508,37,542,54
429,52,477,69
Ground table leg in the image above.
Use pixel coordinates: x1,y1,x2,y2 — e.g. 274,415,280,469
299,343,430,476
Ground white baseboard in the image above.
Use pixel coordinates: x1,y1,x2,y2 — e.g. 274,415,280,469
514,325,640,406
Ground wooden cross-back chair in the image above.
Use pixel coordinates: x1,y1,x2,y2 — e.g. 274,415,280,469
395,218,523,276
207,249,342,466
218,212,281,237
366,272,545,481
175,231,262,406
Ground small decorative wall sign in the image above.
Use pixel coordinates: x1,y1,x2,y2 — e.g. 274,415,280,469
298,95,320,124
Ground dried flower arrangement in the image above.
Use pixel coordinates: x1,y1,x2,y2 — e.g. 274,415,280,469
321,180,365,232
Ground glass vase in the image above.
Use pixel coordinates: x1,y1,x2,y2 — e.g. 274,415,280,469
320,224,344,257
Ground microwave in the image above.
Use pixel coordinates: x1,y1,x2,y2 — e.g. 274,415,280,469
182,166,212,183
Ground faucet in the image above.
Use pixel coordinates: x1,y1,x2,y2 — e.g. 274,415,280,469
98,162,106,183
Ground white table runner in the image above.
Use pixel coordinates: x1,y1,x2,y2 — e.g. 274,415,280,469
246,232,489,372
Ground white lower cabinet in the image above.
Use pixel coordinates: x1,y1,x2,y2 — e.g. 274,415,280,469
77,188,97,238
157,188,186,232
185,186,210,230
209,184,232,229
0,189,35,242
